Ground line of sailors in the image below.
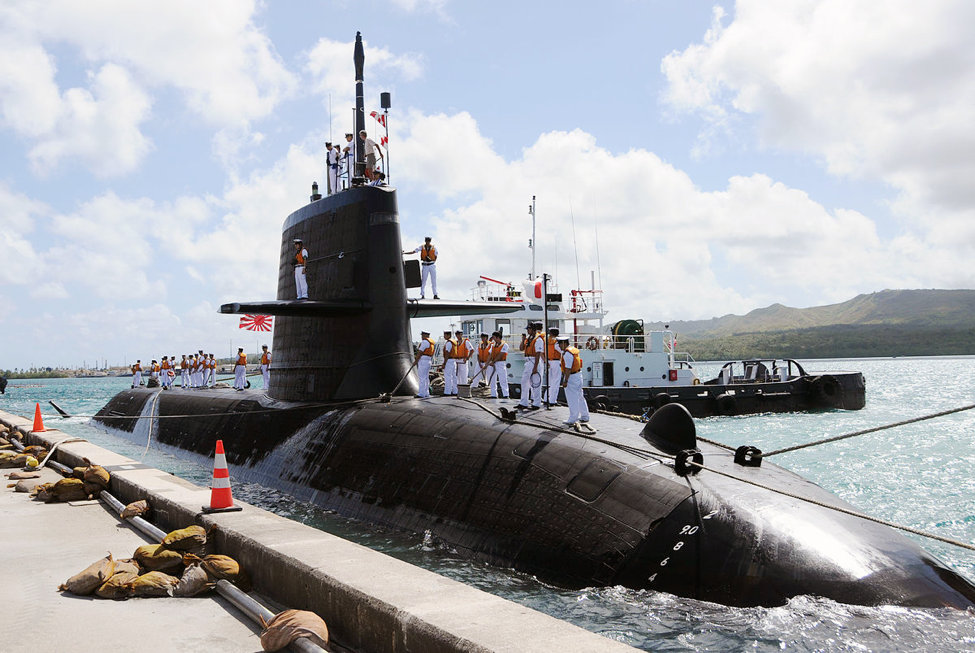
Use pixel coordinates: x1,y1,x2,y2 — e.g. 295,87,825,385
412,323,589,425
232,345,272,392
130,352,217,390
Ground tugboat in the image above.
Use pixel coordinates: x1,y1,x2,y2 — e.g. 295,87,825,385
449,274,865,418
92,33,974,610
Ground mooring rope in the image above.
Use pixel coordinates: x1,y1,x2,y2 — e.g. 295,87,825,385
761,403,975,458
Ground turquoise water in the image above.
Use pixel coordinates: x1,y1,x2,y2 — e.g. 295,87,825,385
3,358,975,650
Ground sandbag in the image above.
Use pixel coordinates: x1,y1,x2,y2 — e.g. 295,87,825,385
31,482,55,502
6,471,40,480
59,554,115,595
120,499,149,520
50,477,89,503
114,559,141,576
82,458,110,488
72,467,87,479
173,563,215,597
182,553,250,591
161,525,207,551
12,479,41,493
260,609,329,652
95,570,139,600
127,571,179,597
133,544,184,571
0,453,27,468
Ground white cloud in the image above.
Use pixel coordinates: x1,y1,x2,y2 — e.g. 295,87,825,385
661,0,975,227
0,183,47,285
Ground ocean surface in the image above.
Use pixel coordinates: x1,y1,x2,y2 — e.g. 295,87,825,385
3,357,975,651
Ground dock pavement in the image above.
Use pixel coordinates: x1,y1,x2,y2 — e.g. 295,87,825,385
0,409,639,653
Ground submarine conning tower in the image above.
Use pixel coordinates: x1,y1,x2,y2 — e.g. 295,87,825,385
271,187,413,401
219,32,519,402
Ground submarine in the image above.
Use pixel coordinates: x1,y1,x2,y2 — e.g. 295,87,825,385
94,33,975,610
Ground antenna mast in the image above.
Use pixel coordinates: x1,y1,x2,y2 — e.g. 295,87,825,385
528,196,536,280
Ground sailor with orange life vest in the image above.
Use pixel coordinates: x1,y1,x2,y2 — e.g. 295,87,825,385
559,336,590,425
487,331,510,399
260,345,271,388
518,322,544,410
454,330,474,392
545,327,563,405
191,352,200,388
442,330,458,396
469,333,493,386
294,238,309,300
404,237,438,299
131,360,143,388
149,360,160,385
234,348,247,391
195,350,206,388
179,355,189,388
207,353,216,387
414,330,435,398
160,356,172,389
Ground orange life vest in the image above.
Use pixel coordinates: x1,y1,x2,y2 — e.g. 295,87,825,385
547,336,560,359
152,363,160,373
294,249,306,265
477,342,491,363
524,334,541,358
132,364,141,372
236,353,247,366
180,359,187,370
458,338,471,359
421,244,437,262
261,352,270,365
161,360,170,370
445,338,458,359
419,338,435,357
208,358,215,369
561,346,582,375
492,341,508,361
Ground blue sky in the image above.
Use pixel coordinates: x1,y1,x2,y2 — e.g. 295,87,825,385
2,1,974,370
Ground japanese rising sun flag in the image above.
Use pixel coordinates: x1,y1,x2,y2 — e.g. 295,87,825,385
380,136,388,147
239,315,273,331
369,110,386,127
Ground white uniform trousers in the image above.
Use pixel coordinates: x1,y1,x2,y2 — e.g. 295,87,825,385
261,364,270,389
490,361,509,398
519,361,542,407
444,359,457,395
420,263,437,298
132,372,142,387
547,360,562,404
470,362,490,385
234,365,246,390
180,369,188,388
417,357,432,397
160,370,170,388
207,367,215,387
456,359,469,386
295,265,308,299
328,165,339,195
564,372,590,423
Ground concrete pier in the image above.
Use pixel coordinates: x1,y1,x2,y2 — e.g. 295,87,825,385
0,410,638,652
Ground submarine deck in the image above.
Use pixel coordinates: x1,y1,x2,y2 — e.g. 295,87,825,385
0,409,638,653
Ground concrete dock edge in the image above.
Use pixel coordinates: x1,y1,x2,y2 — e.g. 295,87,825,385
1,411,638,652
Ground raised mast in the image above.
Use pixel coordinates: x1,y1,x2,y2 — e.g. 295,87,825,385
353,32,366,185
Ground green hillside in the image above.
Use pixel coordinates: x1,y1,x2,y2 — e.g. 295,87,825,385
646,289,975,360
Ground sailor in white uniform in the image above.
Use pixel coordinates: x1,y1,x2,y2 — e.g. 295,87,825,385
294,238,309,300
131,360,143,388
442,330,457,396
404,237,438,299
454,330,473,390
545,327,563,405
260,345,271,389
489,332,510,399
559,336,590,425
518,322,544,409
325,142,340,195
414,331,434,398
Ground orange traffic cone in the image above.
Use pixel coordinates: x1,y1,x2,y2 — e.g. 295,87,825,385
202,440,242,513
31,403,46,432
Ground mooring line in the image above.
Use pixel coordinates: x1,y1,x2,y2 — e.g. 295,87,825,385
761,403,975,458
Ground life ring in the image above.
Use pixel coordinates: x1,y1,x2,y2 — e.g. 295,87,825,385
586,337,599,351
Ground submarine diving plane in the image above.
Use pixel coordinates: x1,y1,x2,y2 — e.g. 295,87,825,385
94,33,975,610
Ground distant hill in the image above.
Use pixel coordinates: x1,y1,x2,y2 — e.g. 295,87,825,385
643,289,975,360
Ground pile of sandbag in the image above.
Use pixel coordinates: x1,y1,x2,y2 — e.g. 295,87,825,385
57,523,249,600
5,470,43,493
25,459,111,502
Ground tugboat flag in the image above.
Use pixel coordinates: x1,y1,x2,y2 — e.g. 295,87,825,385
239,315,273,331
369,110,386,127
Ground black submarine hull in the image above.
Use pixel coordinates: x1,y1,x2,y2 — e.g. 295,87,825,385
94,387,975,609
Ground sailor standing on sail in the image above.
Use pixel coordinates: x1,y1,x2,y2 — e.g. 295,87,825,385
559,336,590,425
442,330,457,396
131,360,142,388
294,238,309,300
180,355,189,388
454,330,473,391
342,133,354,189
404,237,439,299
518,322,544,409
260,345,271,389
325,142,340,195
488,331,510,399
546,327,563,405
234,348,247,391
160,356,172,390
414,330,434,398
207,354,216,387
